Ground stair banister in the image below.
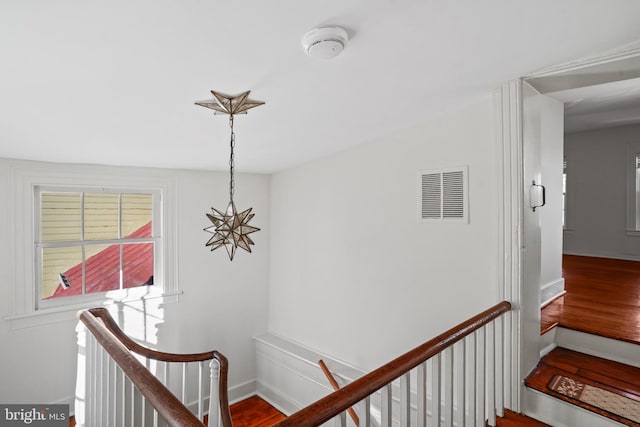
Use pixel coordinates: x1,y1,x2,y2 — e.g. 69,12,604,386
77,301,511,426
76,307,233,427
272,300,512,427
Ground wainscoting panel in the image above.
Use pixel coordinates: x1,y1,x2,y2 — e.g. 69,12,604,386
255,333,365,419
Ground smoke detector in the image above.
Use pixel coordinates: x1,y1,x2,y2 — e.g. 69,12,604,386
302,26,349,60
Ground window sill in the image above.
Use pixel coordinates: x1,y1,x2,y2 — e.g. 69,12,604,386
5,290,182,330
626,229,640,237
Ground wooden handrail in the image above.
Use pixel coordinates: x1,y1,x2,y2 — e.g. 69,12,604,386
77,308,233,427
319,359,359,425
272,300,511,427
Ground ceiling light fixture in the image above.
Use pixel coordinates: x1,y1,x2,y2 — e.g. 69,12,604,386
195,90,264,260
302,26,349,60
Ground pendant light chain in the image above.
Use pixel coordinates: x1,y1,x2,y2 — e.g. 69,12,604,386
229,114,235,202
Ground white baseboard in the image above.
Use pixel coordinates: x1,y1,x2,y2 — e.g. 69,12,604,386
229,379,258,404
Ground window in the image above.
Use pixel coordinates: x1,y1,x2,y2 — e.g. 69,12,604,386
35,188,159,309
562,157,567,228
626,143,640,237
7,162,177,328
635,153,640,229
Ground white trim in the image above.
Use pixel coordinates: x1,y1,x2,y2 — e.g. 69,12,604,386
493,80,523,412
495,46,640,416
525,45,640,77
5,159,179,329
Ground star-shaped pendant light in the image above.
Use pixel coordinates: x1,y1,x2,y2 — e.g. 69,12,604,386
196,90,264,260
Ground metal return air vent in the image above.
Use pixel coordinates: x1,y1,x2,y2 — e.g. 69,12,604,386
419,166,468,222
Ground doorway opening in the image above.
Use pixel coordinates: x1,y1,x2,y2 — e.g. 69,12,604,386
526,50,640,346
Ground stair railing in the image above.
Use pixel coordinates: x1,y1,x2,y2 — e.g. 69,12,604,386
76,301,511,427
273,300,512,427
75,307,233,427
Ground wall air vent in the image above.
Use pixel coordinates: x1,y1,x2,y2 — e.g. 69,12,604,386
419,166,468,222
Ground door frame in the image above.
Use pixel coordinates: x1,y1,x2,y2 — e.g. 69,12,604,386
494,43,640,412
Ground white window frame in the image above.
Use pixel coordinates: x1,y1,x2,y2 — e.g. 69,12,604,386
626,142,640,237
7,161,178,329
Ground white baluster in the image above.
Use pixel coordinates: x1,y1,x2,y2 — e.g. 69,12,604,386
431,354,441,426
120,370,126,426
495,316,504,418
467,334,476,427
503,311,512,410
181,363,187,403
486,322,496,426
454,341,465,427
417,363,427,427
362,396,372,427
96,344,104,427
105,352,112,426
163,361,169,388
141,395,146,426
444,348,453,426
74,323,88,427
197,361,204,421
131,380,136,426
401,372,411,426
476,328,485,427
110,358,117,426
208,359,221,427
381,383,392,427
335,411,347,427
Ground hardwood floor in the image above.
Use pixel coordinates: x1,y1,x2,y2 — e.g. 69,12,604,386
70,395,286,427
541,254,640,344
70,396,551,426
228,395,286,427
225,396,549,427
526,347,640,426
227,397,550,427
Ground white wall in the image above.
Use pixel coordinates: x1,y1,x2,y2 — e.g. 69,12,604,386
0,159,270,408
563,124,640,260
268,99,499,372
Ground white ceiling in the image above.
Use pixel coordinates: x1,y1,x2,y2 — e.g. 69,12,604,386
548,77,640,133
2,1,640,173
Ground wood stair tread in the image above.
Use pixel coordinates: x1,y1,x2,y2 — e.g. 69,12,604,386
526,347,640,426
493,409,550,426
